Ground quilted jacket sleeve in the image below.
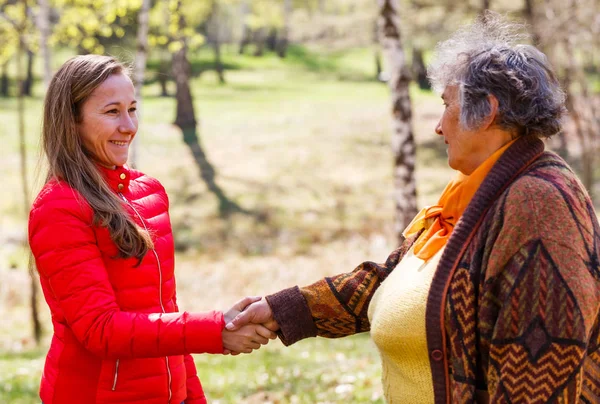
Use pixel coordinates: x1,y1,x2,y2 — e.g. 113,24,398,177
479,174,600,402
29,191,225,359
266,235,417,346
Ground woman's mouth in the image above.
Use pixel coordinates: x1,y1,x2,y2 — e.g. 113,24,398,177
109,140,129,146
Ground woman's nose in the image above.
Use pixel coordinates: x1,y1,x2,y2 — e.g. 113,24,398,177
435,120,442,135
119,115,137,134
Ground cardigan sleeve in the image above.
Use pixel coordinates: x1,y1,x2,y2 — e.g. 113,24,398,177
266,235,417,346
479,174,600,402
28,192,225,359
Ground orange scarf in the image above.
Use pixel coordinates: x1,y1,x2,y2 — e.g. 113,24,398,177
403,140,516,261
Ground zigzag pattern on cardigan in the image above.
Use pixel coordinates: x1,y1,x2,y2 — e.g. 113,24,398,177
286,140,600,403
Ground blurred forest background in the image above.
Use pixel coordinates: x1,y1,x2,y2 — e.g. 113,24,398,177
1,0,599,402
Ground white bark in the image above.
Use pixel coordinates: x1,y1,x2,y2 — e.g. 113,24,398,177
377,0,418,242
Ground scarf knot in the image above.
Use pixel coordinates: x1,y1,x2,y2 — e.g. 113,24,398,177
401,138,517,261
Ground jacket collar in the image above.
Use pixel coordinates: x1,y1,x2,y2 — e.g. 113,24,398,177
96,164,131,194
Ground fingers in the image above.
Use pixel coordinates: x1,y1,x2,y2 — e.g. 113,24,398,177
222,323,275,355
226,310,250,331
252,334,269,346
263,320,280,333
233,296,262,312
255,324,277,341
226,299,276,331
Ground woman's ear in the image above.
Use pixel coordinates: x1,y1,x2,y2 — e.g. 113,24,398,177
480,94,499,130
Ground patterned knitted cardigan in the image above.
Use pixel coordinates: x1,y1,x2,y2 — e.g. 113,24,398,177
265,135,600,403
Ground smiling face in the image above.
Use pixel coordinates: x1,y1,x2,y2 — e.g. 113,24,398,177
435,85,489,175
77,73,138,169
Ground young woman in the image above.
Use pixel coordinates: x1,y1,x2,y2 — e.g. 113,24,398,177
29,54,275,404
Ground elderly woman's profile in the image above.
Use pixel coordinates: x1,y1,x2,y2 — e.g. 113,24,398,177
228,12,600,403
28,55,277,403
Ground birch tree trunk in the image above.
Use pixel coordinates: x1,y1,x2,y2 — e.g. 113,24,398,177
130,0,151,169
378,0,418,243
37,0,52,89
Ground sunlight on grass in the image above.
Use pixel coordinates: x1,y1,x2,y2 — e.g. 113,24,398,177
1,45,448,403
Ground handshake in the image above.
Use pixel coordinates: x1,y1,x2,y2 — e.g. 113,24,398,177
221,296,279,355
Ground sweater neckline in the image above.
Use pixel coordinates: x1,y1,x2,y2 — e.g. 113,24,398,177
96,164,131,194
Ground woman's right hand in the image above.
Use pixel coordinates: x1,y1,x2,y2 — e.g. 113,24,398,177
222,323,276,355
221,297,277,354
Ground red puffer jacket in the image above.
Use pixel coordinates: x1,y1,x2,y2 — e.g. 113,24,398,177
29,165,224,404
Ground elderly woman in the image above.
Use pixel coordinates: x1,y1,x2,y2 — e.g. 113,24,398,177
227,14,600,403
28,55,276,404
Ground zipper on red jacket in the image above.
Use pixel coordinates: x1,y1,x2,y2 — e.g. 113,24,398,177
119,192,173,403
112,359,120,391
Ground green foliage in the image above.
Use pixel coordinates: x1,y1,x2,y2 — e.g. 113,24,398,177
246,0,284,31
0,0,35,65
51,0,143,53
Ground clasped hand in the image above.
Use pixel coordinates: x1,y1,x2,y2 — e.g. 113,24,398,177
222,296,279,355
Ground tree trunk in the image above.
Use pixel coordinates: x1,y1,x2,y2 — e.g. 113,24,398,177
130,0,152,169
173,46,197,130
38,0,52,89
212,40,226,84
378,0,418,243
29,257,42,344
266,29,278,51
172,5,244,217
239,0,251,55
412,47,429,90
523,0,541,46
208,1,226,84
564,39,595,199
18,0,42,345
20,49,34,96
158,58,170,97
0,62,8,97
277,0,292,58
253,28,266,57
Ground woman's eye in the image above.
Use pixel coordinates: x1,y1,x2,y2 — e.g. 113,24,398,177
107,109,118,114
129,107,137,113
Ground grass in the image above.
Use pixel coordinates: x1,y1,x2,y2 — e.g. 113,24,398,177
0,335,384,404
3,45,427,403
5,43,594,403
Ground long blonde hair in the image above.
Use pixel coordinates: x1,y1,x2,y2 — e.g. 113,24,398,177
42,54,153,261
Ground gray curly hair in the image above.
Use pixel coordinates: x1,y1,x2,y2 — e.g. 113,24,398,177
427,12,566,138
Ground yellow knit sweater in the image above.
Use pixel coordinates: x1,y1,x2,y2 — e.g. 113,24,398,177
367,246,445,403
